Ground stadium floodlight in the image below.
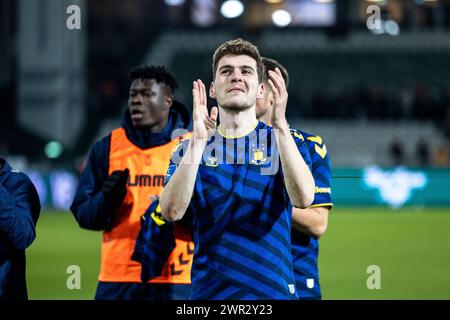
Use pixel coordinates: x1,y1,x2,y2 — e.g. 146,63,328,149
265,0,283,3
220,0,244,19
192,0,217,26
164,0,186,6
272,9,292,27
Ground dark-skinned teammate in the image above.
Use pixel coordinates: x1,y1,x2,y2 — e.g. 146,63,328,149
70,65,193,300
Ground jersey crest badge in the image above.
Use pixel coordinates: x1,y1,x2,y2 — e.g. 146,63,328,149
250,145,268,166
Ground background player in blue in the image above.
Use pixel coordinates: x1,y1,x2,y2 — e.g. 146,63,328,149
159,39,315,300
0,157,40,300
256,58,333,300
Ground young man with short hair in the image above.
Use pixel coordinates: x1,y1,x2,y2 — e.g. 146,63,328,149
160,39,315,299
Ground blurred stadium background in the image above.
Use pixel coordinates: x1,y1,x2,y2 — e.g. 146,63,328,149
1,0,450,299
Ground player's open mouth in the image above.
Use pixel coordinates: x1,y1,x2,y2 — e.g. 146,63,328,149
130,109,144,120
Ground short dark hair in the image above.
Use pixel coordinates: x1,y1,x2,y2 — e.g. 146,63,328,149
261,57,289,89
129,65,179,94
212,38,264,83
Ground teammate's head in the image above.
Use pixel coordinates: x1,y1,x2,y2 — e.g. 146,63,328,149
256,57,290,119
209,39,264,111
128,65,179,130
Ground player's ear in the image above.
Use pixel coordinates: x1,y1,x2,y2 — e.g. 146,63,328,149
164,94,173,109
209,82,216,99
260,82,266,94
256,83,264,99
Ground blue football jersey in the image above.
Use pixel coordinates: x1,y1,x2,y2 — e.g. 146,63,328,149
290,129,333,299
165,121,312,300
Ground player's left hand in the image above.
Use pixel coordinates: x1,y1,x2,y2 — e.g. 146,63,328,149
268,67,289,129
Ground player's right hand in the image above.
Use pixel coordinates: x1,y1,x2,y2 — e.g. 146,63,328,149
102,168,129,206
192,79,218,141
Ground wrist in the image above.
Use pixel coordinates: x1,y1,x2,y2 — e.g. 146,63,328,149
272,120,290,132
187,139,207,164
190,137,208,149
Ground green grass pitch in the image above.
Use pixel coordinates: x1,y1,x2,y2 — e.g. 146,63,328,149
26,207,450,300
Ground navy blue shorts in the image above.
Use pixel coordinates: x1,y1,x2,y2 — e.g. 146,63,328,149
95,282,190,300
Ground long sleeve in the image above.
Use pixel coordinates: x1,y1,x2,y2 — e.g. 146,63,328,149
0,175,40,256
70,136,114,231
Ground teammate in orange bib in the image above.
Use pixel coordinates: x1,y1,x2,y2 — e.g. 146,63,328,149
70,65,193,299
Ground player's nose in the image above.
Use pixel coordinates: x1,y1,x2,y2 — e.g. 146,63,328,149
230,69,243,82
131,95,143,105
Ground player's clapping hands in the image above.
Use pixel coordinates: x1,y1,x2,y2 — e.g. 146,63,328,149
192,80,218,141
268,67,289,129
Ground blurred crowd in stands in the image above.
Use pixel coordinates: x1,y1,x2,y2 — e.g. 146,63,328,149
306,84,449,124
